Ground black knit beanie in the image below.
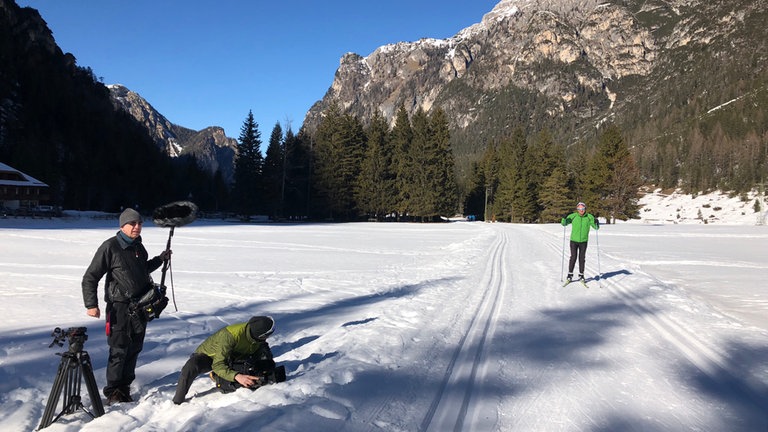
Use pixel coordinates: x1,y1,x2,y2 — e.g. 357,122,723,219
248,316,275,340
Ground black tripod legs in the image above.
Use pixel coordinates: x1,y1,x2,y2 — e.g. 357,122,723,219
80,352,104,415
38,351,104,430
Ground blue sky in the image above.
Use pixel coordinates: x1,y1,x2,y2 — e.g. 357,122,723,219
17,1,499,140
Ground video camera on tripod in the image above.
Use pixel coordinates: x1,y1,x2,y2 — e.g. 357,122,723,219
48,327,88,353
38,326,104,430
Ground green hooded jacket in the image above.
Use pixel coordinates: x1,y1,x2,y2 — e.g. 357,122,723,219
195,321,265,382
561,212,599,243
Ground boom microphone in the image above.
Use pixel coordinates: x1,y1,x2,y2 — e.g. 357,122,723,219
151,200,198,312
152,201,198,228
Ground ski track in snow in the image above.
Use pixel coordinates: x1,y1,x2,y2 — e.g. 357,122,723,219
422,230,508,432
486,224,767,431
602,274,768,405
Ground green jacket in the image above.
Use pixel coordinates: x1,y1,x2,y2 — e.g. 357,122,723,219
195,321,266,382
561,212,599,243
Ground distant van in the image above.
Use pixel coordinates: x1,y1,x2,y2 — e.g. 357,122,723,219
32,205,59,217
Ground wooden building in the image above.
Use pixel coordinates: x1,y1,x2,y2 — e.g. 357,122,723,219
0,162,50,210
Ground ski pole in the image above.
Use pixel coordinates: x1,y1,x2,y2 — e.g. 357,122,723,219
596,227,602,287
561,224,566,282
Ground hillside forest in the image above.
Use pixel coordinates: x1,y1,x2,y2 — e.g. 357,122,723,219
230,102,640,223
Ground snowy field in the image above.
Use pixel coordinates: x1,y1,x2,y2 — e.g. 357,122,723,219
1,190,767,431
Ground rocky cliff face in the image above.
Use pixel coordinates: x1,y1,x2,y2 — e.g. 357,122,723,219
108,84,237,183
304,0,765,153
305,0,653,129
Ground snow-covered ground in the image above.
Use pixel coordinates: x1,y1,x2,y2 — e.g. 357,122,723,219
636,187,767,225
1,190,767,431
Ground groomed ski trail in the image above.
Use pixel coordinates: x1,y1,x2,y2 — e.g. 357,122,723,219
598,265,768,426
421,230,509,432
514,223,768,431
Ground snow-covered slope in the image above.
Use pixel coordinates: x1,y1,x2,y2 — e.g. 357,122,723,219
637,187,767,225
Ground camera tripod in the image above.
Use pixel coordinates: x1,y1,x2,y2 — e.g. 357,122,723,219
38,333,104,429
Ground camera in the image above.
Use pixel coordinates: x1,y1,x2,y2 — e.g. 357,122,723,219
213,358,286,393
49,327,88,353
245,363,286,385
130,283,169,322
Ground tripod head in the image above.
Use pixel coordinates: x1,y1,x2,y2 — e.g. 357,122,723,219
49,327,88,354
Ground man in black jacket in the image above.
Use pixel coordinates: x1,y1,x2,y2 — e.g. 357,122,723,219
82,208,170,404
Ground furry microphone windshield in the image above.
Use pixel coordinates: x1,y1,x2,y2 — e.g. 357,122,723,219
152,201,199,228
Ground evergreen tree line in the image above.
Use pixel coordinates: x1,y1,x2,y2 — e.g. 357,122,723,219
617,49,768,195
463,124,641,223
231,104,459,221
228,111,310,219
233,101,640,224
626,82,768,194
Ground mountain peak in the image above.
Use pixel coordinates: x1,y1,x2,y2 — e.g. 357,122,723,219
106,84,238,184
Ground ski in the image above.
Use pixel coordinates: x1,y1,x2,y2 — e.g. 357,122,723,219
562,278,589,288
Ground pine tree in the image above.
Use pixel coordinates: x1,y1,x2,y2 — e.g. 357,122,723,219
408,109,433,219
356,111,395,219
539,168,572,223
479,143,500,221
494,128,528,222
284,128,311,219
525,130,566,222
263,122,284,219
312,103,343,218
429,108,459,217
313,104,366,220
337,114,367,219
584,124,641,222
232,110,263,217
512,132,546,222
570,139,593,201
464,160,488,220
463,142,500,220
390,104,414,219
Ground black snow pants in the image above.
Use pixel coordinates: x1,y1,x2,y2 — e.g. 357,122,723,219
173,353,214,404
568,240,588,275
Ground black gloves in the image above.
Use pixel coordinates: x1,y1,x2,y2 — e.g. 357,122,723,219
159,249,172,262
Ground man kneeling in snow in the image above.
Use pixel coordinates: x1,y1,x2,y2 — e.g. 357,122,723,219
173,316,284,404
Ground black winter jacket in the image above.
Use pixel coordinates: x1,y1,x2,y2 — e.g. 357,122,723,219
82,232,163,308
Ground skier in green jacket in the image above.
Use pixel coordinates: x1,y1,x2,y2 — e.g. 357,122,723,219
173,316,276,404
561,202,599,282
